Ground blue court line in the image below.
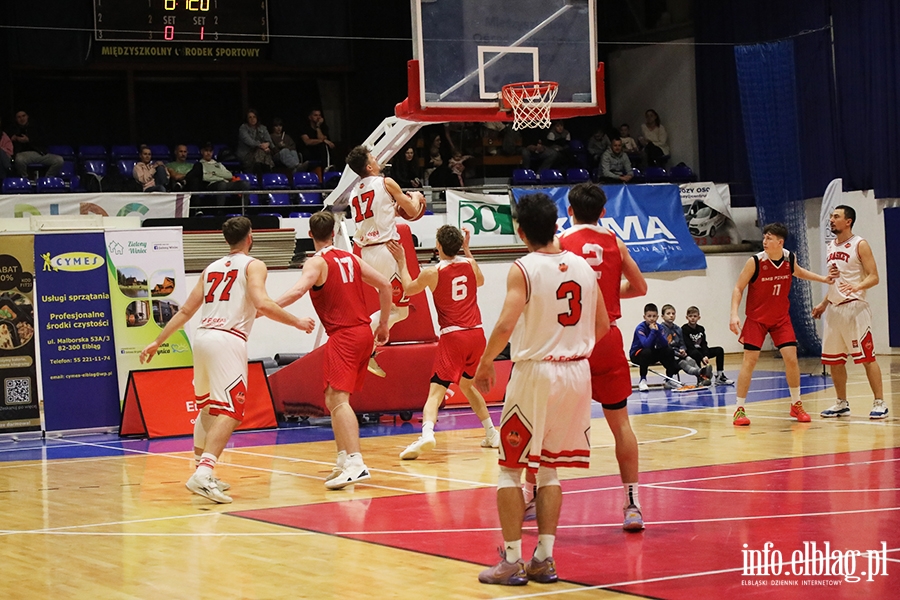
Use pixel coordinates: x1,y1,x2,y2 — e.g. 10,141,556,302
0,370,828,463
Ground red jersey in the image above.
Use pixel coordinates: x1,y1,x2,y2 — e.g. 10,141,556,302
745,249,795,325
432,257,482,333
558,224,623,321
309,246,371,335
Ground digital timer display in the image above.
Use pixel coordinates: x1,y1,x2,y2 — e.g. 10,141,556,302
93,0,269,43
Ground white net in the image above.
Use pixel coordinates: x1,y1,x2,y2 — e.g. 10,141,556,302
502,82,559,130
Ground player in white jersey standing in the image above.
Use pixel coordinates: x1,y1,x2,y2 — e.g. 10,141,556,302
474,193,609,586
140,217,315,503
813,205,887,419
345,145,425,375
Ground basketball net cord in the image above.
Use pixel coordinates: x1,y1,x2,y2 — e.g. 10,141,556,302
502,82,559,130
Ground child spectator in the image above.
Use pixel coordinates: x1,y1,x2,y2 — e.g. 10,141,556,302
659,304,712,386
629,303,679,391
683,306,733,385
447,150,472,186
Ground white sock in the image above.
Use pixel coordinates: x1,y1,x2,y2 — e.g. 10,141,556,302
624,482,640,509
533,534,555,561
335,450,347,468
504,539,522,563
196,452,217,478
481,417,495,434
193,452,203,467
422,421,435,437
345,452,364,467
736,396,747,406
789,387,801,403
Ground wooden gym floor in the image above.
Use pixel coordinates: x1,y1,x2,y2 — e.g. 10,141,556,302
0,354,898,599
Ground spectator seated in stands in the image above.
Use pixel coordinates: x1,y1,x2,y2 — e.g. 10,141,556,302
270,117,305,173
187,142,251,211
587,127,611,167
630,303,680,391
682,305,732,386
0,116,12,180
134,145,169,192
448,150,472,187
639,109,670,167
391,145,422,189
521,126,560,172
9,110,64,178
236,108,274,177
658,303,712,386
545,120,575,168
165,144,195,191
423,129,455,187
300,108,335,169
618,123,641,165
599,139,634,183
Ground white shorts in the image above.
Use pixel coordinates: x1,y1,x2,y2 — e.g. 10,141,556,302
359,243,409,307
193,328,249,421
498,360,592,472
821,300,876,365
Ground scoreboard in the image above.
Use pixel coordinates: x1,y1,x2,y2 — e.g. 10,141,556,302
93,0,269,44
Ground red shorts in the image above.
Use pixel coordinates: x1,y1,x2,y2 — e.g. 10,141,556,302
587,325,632,407
323,325,374,394
739,315,796,349
433,328,486,383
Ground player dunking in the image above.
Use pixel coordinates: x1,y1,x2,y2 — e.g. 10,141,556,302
387,225,499,460
729,223,833,426
814,205,887,419
474,193,609,586
275,210,393,489
558,182,648,531
140,217,315,503
345,145,425,376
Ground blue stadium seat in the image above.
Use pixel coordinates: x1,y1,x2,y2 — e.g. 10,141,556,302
512,168,538,185
83,160,107,178
117,160,138,178
539,169,565,185
268,192,291,205
46,145,76,161
630,167,644,182
297,192,323,205
36,177,68,194
3,178,33,194
669,164,695,182
644,167,670,183
147,144,171,162
78,145,108,162
323,170,342,185
185,144,201,161
566,168,591,184
293,171,320,189
568,139,591,169
235,173,258,188
111,145,139,161
59,161,76,179
261,173,290,190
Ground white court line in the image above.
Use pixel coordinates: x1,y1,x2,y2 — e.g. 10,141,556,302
334,505,900,536
48,438,425,495
0,512,213,536
0,530,316,537
649,484,900,493
591,424,697,449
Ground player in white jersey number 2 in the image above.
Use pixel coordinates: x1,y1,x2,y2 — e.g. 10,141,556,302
474,193,610,586
813,205,887,419
141,217,315,503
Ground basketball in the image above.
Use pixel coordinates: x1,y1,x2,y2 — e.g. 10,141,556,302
398,191,427,221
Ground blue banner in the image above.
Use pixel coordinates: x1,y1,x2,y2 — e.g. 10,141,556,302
35,233,120,431
511,184,707,272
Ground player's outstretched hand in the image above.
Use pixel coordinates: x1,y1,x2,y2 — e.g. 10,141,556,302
140,341,159,364
387,240,405,265
729,315,741,336
812,303,826,319
474,360,495,394
296,317,316,333
374,323,390,346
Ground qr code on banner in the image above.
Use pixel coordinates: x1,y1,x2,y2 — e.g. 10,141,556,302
4,378,31,405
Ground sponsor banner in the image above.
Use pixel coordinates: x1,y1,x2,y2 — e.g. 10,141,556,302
0,234,40,433
509,185,707,272
679,182,741,245
34,233,121,431
0,192,190,221
105,228,193,401
446,190,524,247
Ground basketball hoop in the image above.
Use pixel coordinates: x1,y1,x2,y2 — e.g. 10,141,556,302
502,81,559,130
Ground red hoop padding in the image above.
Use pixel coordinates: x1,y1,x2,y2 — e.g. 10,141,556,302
501,81,559,130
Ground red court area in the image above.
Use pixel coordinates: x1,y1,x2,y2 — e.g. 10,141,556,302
233,448,900,598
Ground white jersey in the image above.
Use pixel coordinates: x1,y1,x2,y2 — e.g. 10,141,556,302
351,175,399,246
510,250,598,362
826,235,867,304
197,252,257,341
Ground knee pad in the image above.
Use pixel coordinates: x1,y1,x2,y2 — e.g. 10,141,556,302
536,466,560,488
497,466,524,489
